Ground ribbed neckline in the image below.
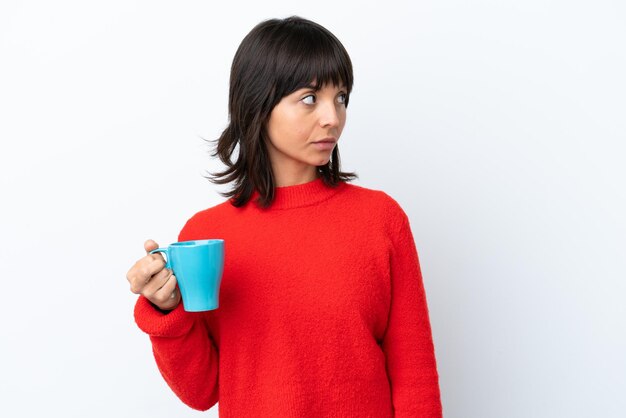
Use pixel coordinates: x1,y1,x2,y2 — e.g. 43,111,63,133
251,177,346,210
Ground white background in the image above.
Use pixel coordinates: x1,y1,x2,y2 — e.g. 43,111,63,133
1,1,624,417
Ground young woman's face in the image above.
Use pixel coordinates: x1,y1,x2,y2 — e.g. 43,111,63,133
265,81,348,182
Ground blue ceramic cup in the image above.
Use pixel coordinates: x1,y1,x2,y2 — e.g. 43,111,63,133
150,239,224,312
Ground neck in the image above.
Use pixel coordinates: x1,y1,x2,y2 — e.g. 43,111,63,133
250,176,346,210
271,163,319,188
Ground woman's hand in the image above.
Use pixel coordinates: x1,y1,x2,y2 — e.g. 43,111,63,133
127,239,182,311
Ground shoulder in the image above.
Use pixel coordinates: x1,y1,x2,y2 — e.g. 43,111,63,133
341,181,409,226
177,199,238,241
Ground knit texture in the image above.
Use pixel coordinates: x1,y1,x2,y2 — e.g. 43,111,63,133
134,177,443,417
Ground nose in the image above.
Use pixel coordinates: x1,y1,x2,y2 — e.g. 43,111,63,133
318,100,341,128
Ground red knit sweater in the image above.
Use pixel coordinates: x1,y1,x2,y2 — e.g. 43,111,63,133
134,177,442,417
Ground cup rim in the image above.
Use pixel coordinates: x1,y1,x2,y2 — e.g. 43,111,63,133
172,239,224,247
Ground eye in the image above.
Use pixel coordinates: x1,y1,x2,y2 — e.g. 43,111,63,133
337,92,348,105
301,94,316,105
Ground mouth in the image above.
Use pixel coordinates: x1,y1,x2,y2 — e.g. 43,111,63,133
311,139,337,150
312,137,337,144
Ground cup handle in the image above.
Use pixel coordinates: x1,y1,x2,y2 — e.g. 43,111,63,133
150,248,172,269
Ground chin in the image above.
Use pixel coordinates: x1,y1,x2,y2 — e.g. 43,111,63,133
313,159,330,166
313,154,332,165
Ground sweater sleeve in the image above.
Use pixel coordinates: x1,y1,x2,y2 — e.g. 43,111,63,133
133,219,219,411
134,297,219,411
382,209,443,417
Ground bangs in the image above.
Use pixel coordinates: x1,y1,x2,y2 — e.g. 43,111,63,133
271,21,353,99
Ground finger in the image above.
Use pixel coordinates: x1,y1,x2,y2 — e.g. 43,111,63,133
152,274,180,310
143,267,173,297
126,265,145,294
148,251,166,264
144,239,167,264
128,255,166,291
157,274,178,299
144,255,167,278
144,239,159,254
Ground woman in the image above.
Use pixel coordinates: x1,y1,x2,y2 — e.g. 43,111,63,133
127,16,443,417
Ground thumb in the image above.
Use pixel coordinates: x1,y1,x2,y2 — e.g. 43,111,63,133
144,239,159,254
